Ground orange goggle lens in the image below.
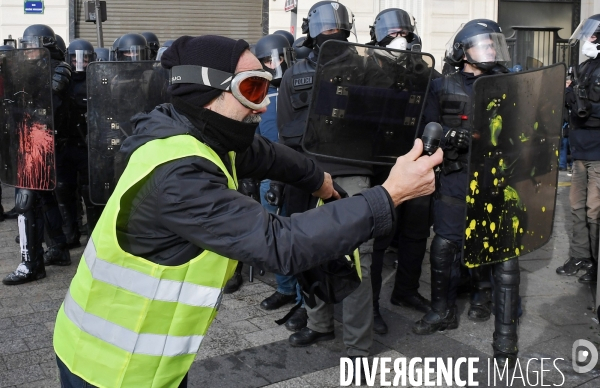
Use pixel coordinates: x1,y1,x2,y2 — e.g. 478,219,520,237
237,76,270,104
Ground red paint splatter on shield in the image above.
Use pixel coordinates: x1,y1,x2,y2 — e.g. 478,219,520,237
17,114,54,189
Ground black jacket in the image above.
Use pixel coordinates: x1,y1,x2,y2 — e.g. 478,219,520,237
115,104,395,274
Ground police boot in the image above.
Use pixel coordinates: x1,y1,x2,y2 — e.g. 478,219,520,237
58,204,81,248
81,185,103,236
3,190,46,285
54,183,81,248
44,243,71,266
413,236,459,335
468,266,493,322
224,263,243,294
492,258,520,369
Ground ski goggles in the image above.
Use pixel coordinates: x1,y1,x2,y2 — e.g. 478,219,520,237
171,65,273,110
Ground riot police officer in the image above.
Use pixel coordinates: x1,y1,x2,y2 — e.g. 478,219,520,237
413,19,519,368
558,14,600,283
54,39,104,251
141,31,160,60
366,8,437,335
3,24,72,284
292,37,311,61
277,1,388,368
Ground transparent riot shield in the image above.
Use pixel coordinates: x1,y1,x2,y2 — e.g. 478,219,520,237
87,61,169,205
0,48,55,190
302,40,434,165
463,63,565,267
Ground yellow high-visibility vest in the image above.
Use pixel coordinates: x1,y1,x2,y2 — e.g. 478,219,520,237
54,134,239,387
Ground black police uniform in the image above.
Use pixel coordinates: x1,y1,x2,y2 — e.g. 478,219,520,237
418,69,520,364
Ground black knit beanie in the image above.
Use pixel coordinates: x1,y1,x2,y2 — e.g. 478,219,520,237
161,35,250,107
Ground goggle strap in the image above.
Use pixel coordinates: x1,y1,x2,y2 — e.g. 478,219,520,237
171,65,233,91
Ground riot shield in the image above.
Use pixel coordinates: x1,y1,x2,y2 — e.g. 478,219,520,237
302,40,434,165
87,61,170,205
463,64,565,267
0,48,56,190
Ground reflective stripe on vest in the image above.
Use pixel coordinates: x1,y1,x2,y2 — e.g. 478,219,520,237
53,134,239,388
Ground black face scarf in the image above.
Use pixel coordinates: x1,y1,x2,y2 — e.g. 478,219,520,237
172,96,258,154
314,32,348,56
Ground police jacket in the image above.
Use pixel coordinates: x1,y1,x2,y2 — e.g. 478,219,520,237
63,72,87,141
567,56,600,161
277,48,389,177
117,103,395,272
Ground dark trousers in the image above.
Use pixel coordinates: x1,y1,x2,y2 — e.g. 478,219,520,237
56,355,188,388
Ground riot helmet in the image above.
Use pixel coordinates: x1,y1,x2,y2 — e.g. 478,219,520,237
115,33,148,61
570,14,600,59
20,24,56,49
301,1,355,49
94,47,110,62
0,44,15,59
255,34,291,87
369,8,416,47
444,19,510,71
155,39,174,61
67,39,96,71
109,37,120,61
273,30,295,46
293,37,311,60
55,35,67,60
140,31,160,59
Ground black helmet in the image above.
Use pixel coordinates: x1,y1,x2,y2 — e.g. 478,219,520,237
569,14,600,45
301,1,354,49
67,39,96,71
273,30,294,46
140,31,160,59
156,39,175,61
115,33,148,61
94,47,110,62
369,8,415,46
293,37,311,60
0,45,15,59
55,35,67,59
445,19,510,70
21,24,56,49
255,34,291,87
109,37,120,61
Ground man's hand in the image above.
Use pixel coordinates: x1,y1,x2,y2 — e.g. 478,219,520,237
312,172,341,200
382,139,443,206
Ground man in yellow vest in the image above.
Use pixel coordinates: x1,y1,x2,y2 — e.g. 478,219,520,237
53,35,442,388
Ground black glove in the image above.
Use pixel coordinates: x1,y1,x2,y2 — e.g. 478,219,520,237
265,181,284,207
52,61,71,94
444,128,470,152
238,178,260,202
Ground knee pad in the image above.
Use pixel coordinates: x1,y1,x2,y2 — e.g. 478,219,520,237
15,189,36,214
494,258,520,287
54,182,77,204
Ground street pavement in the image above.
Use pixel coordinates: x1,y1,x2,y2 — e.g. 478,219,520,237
1,170,599,387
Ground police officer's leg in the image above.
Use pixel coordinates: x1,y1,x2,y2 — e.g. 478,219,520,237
413,235,459,334
468,265,493,321
343,239,373,357
55,182,80,248
289,294,335,346
55,141,81,248
39,190,71,266
492,258,520,368
3,189,46,285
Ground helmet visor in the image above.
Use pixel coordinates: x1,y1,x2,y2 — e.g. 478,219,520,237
569,18,600,46
231,70,272,109
374,10,414,42
260,48,288,80
19,36,43,49
117,45,146,61
463,32,511,64
156,46,168,61
308,3,354,38
71,49,95,71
